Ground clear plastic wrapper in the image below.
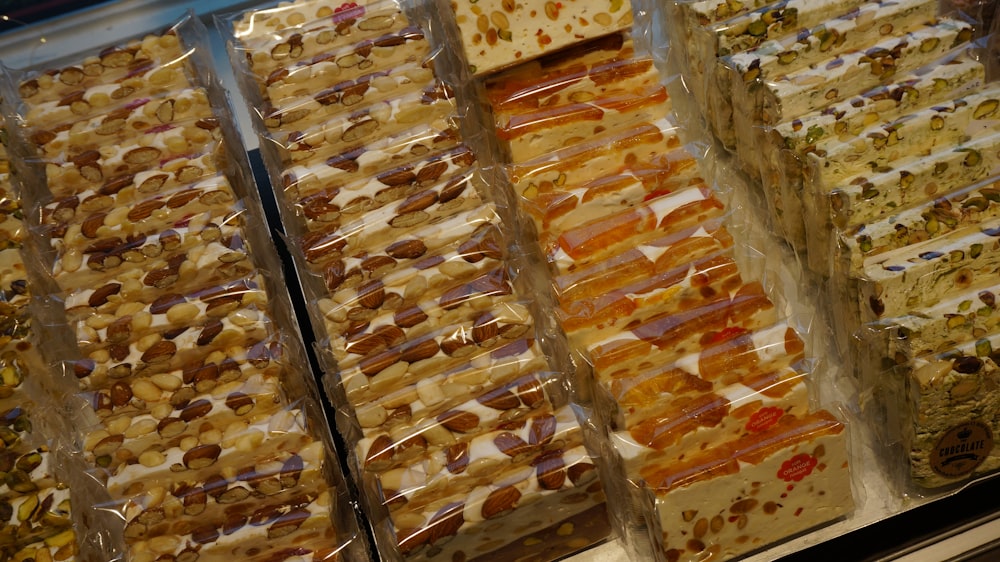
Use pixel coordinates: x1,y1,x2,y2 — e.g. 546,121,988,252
220,0,614,560
1,13,368,562
481,24,857,561
762,47,988,270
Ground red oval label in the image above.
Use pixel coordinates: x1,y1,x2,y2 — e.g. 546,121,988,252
746,406,784,433
778,453,818,483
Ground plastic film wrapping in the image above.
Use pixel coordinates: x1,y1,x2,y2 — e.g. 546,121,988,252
0,12,368,562
219,0,614,560
478,21,856,560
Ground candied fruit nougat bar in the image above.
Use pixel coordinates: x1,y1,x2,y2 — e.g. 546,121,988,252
52,221,252,297
494,84,670,164
286,143,475,214
839,178,1000,276
612,367,810,475
761,19,974,126
829,135,1000,238
606,321,807,410
16,31,188,107
858,219,1000,324
351,339,549,433
44,116,223,189
278,85,456,163
560,250,744,347
805,85,1000,195
644,410,852,562
101,407,315,496
587,281,778,374
546,184,726,266
509,117,689,193
280,122,463,195
486,33,651,113
126,490,339,562
553,219,735,302
22,57,197,130
31,88,215,158
302,203,497,268
392,444,606,560
905,342,1000,488
375,405,583,508
358,371,553,472
119,443,326,540
453,0,632,76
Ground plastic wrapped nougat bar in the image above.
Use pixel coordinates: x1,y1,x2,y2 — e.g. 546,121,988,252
484,29,854,561
222,0,613,560
2,14,368,562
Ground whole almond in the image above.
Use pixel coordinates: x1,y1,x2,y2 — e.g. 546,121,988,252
128,199,166,222
477,388,520,410
517,378,546,408
440,334,475,358
225,393,255,415
568,462,597,485
386,239,426,259
357,279,385,309
267,509,310,539
141,340,177,364
359,348,402,377
427,502,464,544
437,410,479,433
401,339,439,363
345,333,387,356
377,166,416,187
397,526,432,556
167,190,200,209
197,320,223,346
415,161,448,185
183,444,222,469
394,305,427,329
481,486,521,519
150,293,185,315
364,434,394,469
535,453,566,490
88,283,122,307
396,190,438,215
180,399,213,422
78,212,106,239
528,414,557,446
472,313,498,344
109,381,132,407
100,173,135,196
494,432,531,458
439,176,468,203
374,325,406,347
124,146,162,166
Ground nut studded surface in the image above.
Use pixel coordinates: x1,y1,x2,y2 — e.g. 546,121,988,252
8,18,359,562
228,0,612,559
